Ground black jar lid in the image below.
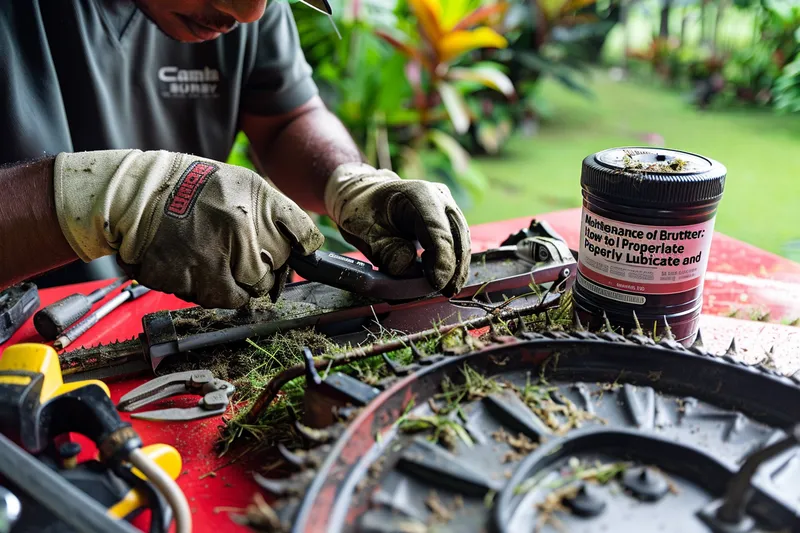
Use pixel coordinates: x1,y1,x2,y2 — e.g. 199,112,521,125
581,147,726,206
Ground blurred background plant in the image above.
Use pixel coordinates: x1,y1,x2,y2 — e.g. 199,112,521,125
224,0,800,263
603,0,800,111
233,0,611,205
372,0,514,206
455,0,620,153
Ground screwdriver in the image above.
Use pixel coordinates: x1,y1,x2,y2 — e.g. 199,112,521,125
54,282,151,350
34,277,128,340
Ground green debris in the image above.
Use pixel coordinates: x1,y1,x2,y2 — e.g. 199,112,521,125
622,154,688,173
492,427,539,463
516,458,632,532
521,292,574,331
749,308,771,322
212,328,341,454
516,374,602,435
425,491,463,525
398,413,474,451
437,364,506,412
484,490,497,509
396,396,473,451
179,287,577,454
218,328,438,453
441,327,466,351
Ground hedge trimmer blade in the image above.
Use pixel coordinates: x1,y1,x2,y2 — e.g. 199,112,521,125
59,338,147,382
58,223,577,382
243,325,800,533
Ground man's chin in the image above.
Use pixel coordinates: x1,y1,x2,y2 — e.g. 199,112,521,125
159,20,224,43
177,15,225,42
134,3,219,43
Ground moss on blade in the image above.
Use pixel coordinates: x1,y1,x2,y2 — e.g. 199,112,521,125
208,292,576,454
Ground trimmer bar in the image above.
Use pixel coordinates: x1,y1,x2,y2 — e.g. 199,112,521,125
58,219,577,383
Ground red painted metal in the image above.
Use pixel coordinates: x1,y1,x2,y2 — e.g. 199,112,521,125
1,209,799,532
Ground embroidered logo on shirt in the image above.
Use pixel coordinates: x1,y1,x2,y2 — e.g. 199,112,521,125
158,66,220,98
165,162,217,218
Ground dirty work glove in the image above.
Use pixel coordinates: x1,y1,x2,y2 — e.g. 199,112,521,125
54,150,324,309
325,163,471,297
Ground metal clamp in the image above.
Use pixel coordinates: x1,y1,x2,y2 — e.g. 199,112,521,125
117,370,235,422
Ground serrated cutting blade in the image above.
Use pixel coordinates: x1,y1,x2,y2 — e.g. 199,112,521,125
59,338,147,382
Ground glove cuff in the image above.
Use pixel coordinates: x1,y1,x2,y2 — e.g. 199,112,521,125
54,150,138,262
53,150,184,263
324,162,399,222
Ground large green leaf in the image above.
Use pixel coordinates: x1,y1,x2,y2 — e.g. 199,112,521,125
514,51,593,97
447,65,515,96
453,160,489,200
439,0,484,30
384,108,425,125
427,129,471,174
226,132,258,172
375,53,413,110
514,50,554,72
764,0,795,23
550,20,615,42
774,52,800,113
437,81,472,134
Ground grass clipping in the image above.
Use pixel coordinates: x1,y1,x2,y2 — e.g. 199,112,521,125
212,293,575,455
216,328,342,453
217,325,444,455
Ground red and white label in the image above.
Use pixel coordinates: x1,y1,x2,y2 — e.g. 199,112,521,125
578,208,715,297
165,162,217,219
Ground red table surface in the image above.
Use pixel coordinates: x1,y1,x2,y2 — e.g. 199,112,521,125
2,208,800,532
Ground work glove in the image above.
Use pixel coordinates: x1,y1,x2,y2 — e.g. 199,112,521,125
325,163,471,297
54,150,324,309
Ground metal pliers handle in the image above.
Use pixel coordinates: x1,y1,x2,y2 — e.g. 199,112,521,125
117,370,235,422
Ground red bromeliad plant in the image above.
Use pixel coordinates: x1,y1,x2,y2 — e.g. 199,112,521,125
375,0,515,134
372,0,517,207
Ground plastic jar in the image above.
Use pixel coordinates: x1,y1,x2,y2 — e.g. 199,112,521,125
572,147,726,345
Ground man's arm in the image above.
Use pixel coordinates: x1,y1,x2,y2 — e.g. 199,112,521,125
3,150,324,308
241,95,362,214
0,158,77,288
242,96,472,296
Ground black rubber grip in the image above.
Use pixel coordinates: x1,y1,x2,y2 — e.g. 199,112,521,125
287,250,435,300
122,283,151,300
0,283,40,344
33,294,91,340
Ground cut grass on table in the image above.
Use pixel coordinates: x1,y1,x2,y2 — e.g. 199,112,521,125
467,71,800,260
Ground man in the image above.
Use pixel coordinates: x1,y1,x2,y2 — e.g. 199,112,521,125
0,0,471,309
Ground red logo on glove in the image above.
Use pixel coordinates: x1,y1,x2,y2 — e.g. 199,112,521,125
165,162,217,219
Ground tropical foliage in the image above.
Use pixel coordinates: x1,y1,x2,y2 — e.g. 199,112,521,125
371,0,516,205
226,0,616,249
613,0,800,113
451,0,619,154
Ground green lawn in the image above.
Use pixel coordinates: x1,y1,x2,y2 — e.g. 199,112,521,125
465,72,800,259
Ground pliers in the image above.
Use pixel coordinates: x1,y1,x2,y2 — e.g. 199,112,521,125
117,370,235,422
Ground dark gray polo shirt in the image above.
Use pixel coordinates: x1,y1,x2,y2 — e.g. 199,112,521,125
0,0,319,165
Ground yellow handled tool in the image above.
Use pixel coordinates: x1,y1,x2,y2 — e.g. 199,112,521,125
0,344,190,533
